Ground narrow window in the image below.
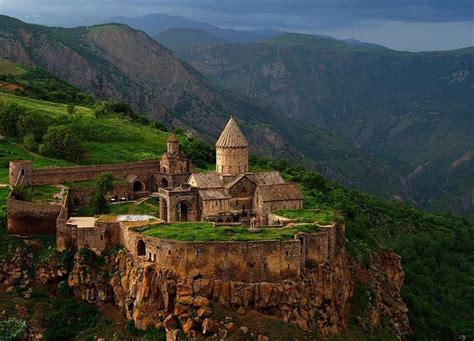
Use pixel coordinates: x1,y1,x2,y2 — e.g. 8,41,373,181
168,250,171,255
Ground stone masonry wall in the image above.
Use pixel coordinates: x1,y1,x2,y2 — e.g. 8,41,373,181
30,160,161,186
124,229,302,282
7,198,63,235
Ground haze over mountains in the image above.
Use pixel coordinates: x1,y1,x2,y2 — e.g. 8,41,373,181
0,13,472,216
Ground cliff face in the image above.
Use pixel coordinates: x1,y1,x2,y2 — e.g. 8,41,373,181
67,249,410,338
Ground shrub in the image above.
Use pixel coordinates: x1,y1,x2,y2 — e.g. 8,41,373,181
41,125,85,161
0,103,27,138
90,173,114,214
66,103,76,115
17,111,49,140
23,133,38,151
0,318,27,340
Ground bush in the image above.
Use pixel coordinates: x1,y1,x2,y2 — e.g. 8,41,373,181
23,133,38,151
0,103,27,138
17,111,49,140
0,318,27,341
90,173,114,214
41,125,85,161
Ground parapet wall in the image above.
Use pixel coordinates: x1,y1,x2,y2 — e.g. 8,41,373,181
7,198,63,235
124,228,302,282
30,160,161,185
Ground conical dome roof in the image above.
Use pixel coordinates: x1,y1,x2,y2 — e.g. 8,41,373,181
215,116,248,148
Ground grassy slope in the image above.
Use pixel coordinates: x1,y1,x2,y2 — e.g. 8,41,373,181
0,60,26,75
0,92,169,165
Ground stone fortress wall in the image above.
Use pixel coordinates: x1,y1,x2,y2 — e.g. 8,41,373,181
9,160,161,188
58,216,345,282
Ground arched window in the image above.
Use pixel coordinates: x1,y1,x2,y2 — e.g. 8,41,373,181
137,240,146,256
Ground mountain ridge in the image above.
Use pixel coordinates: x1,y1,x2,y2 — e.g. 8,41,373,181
0,15,404,201
175,33,474,215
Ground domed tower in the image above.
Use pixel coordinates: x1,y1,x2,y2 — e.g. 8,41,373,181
215,116,248,175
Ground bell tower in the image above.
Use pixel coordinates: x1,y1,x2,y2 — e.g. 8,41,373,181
167,134,180,154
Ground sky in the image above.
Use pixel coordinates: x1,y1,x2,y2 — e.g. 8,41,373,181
0,0,473,51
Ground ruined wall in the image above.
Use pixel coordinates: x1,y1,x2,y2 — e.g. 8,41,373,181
8,161,32,187
29,160,161,186
7,198,62,235
68,183,133,206
255,199,303,224
125,230,301,282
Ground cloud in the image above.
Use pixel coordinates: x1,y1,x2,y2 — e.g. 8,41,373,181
2,0,473,26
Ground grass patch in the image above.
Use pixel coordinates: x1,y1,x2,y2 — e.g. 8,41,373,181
14,185,61,204
108,197,160,216
275,208,334,224
139,221,319,241
0,61,26,76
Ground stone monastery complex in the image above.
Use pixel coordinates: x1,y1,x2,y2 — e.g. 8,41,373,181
6,117,345,282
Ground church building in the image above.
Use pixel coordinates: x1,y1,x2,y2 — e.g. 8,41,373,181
158,116,303,224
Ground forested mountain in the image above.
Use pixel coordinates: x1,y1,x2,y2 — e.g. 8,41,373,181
0,15,403,200
154,28,229,49
176,33,474,215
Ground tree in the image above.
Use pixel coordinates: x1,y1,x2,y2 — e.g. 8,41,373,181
0,103,27,138
41,125,85,161
66,104,76,115
90,173,114,214
17,112,49,141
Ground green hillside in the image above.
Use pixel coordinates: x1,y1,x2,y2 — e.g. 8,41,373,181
154,27,229,49
176,33,474,216
0,60,93,105
0,86,473,339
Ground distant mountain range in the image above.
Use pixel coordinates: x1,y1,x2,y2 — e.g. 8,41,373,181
107,13,280,43
175,32,474,215
0,15,404,202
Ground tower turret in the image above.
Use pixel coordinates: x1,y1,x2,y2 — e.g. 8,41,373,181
215,116,248,175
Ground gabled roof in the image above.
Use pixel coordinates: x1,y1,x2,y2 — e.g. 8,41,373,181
224,174,251,189
215,116,248,148
248,171,285,185
188,172,223,189
199,189,231,201
256,183,303,202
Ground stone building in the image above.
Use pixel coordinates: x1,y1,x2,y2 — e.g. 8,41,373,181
159,116,303,224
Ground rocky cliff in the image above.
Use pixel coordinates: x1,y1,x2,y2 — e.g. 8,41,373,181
66,248,410,339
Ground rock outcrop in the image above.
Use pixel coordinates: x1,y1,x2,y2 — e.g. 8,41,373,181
67,248,411,338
